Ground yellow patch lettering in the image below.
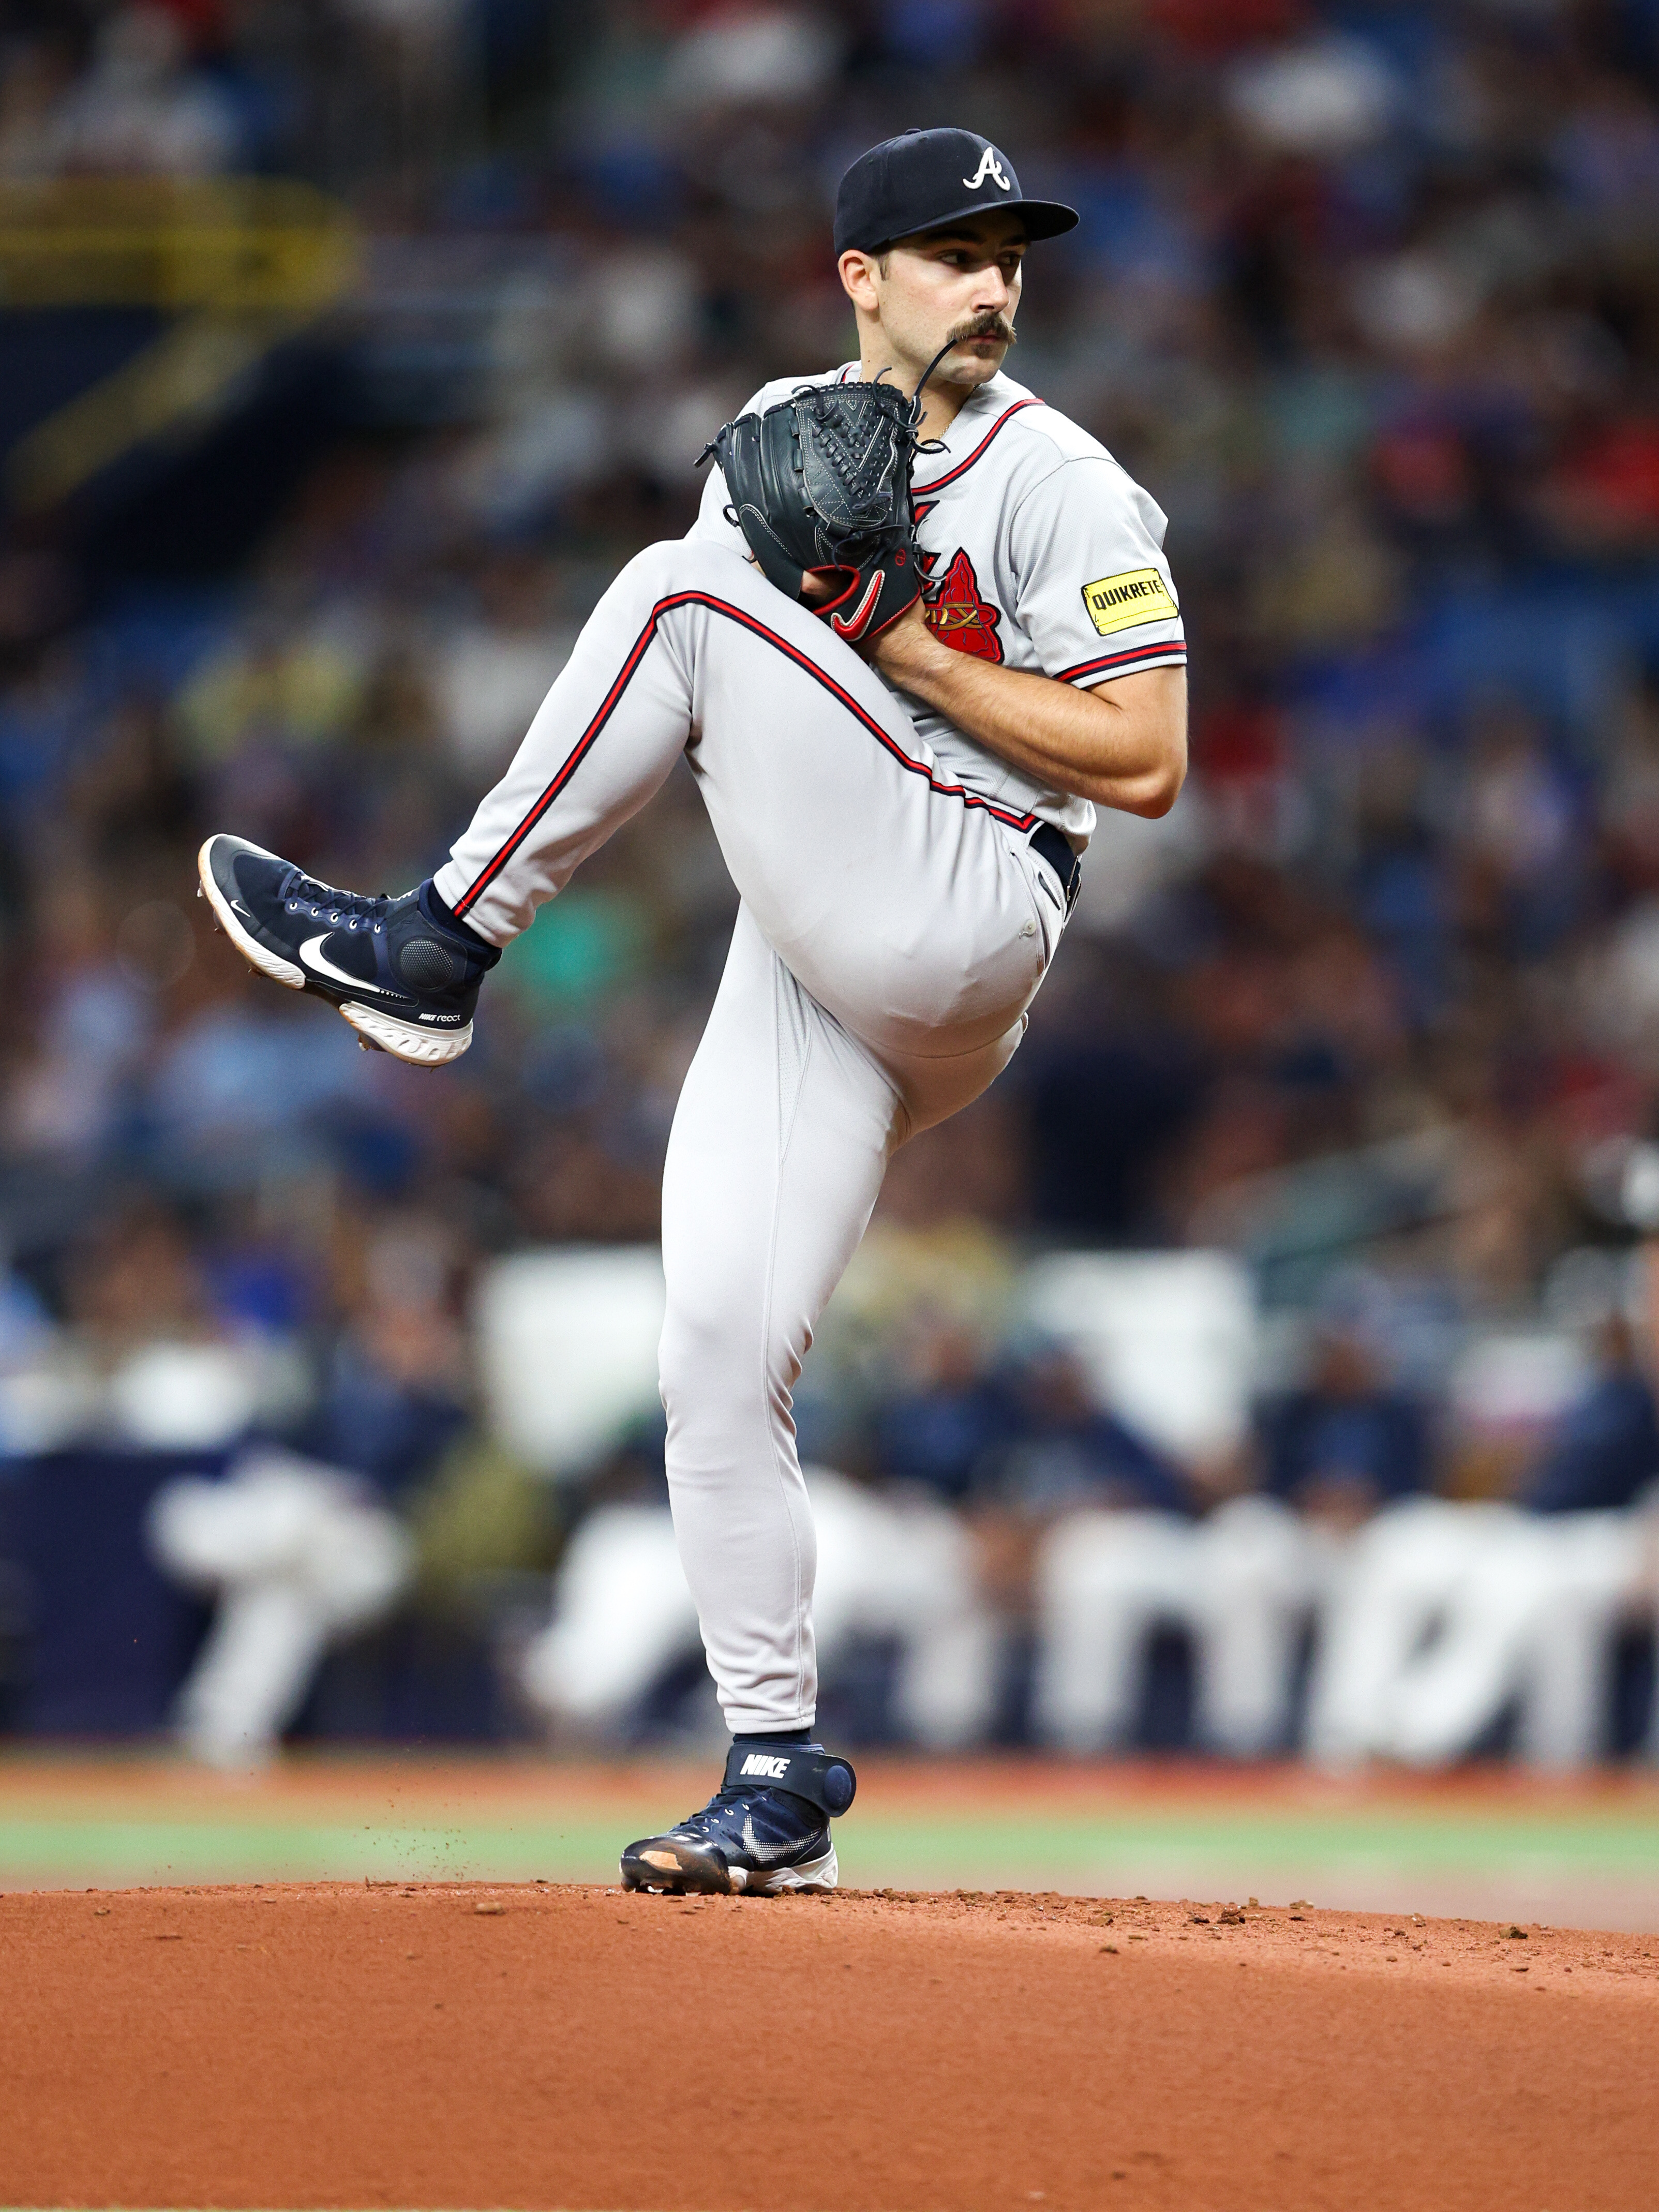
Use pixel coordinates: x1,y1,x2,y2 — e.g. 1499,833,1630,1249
1081,567,1179,636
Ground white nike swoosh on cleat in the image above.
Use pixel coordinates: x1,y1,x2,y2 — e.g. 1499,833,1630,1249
738,1814,808,1866
298,933,389,993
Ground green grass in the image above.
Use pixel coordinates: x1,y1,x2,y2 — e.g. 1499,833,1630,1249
2,1799,1654,1893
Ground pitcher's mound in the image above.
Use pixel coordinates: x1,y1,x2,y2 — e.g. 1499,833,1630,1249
3,1882,1654,2209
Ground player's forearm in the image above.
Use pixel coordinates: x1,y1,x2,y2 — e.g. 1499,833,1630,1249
871,614,1187,816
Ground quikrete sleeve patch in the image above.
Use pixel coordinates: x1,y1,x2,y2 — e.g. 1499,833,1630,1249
1081,567,1179,635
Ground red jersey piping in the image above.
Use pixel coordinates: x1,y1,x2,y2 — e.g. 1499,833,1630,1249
912,398,1043,495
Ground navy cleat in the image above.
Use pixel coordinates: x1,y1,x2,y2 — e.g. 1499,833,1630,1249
620,1741,857,1896
197,834,498,1068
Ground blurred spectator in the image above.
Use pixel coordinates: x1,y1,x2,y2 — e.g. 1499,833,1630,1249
47,6,241,177
872,1319,1022,1504
980,1347,1247,1755
429,556,577,779
1034,1312,1428,1758
298,1207,473,1498
1308,1313,1659,1771
1259,1317,1432,1534
1523,1314,1659,1518
0,1203,298,1454
998,1346,1193,1522
0,36,77,180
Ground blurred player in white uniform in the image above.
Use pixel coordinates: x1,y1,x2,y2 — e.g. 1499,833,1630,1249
200,127,1188,1889
522,1466,998,1752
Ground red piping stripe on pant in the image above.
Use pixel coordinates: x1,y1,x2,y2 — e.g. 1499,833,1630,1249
453,591,1039,918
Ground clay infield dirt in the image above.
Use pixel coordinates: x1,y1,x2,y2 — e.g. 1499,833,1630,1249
3,1880,1655,2211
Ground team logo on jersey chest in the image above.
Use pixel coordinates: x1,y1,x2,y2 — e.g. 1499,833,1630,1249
922,548,1004,661
1082,566,1178,635
913,501,1004,660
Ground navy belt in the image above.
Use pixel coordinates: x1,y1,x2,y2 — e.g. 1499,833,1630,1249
1029,822,1081,914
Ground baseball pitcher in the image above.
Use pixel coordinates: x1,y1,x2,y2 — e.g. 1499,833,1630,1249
198,128,1188,1892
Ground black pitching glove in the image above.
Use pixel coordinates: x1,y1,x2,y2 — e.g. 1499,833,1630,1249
701,370,937,646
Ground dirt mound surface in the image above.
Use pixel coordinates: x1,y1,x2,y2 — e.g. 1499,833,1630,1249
3,1881,1654,2209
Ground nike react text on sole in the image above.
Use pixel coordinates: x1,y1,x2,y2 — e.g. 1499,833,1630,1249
619,1742,856,1896
198,835,498,1067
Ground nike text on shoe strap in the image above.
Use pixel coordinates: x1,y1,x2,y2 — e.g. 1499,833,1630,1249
723,1742,857,1816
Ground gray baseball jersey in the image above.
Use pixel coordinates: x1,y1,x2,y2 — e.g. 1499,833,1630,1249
691,365,1186,845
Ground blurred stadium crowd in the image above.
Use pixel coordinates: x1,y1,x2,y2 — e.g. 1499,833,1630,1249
3,0,1659,1765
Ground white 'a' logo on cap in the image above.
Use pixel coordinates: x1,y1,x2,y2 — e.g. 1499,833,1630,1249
963,147,1011,191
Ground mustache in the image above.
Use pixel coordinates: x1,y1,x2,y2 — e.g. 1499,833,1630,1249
947,313,1017,346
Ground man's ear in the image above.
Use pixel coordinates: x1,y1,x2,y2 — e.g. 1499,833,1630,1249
838,248,880,312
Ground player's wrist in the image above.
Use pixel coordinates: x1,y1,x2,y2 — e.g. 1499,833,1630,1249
870,601,950,684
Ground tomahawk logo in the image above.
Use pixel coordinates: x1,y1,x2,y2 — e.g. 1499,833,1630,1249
963,148,1011,192
913,506,1005,663
922,548,1004,661
740,1753,791,1779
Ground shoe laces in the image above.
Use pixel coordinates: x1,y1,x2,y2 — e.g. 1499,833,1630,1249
282,868,394,924
675,1780,816,1842
674,1784,748,1838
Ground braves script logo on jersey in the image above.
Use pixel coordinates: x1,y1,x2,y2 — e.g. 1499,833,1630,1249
1082,566,1178,635
963,148,1011,191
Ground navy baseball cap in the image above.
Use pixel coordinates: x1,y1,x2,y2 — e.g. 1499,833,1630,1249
833,128,1078,256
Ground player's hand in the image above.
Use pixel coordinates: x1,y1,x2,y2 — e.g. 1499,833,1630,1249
751,561,840,608
748,555,838,606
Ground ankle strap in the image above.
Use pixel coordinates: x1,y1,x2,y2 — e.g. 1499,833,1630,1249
724,1742,857,1817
